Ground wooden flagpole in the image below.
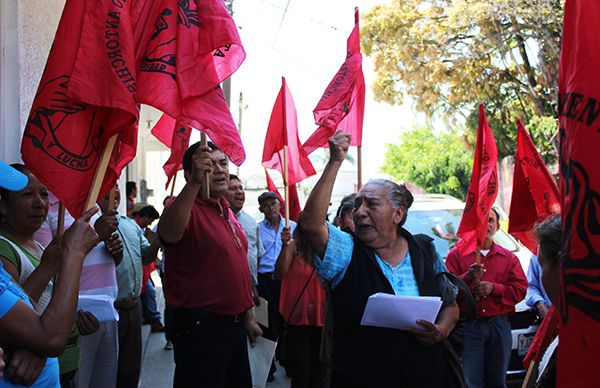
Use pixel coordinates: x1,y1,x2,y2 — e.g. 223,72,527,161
169,173,177,197
57,203,66,237
357,145,363,190
283,145,290,228
200,133,210,201
84,134,118,212
281,77,290,227
521,361,537,388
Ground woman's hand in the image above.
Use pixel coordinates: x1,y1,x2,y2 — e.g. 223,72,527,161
76,310,100,336
406,320,449,346
328,131,351,164
281,226,291,246
4,349,46,386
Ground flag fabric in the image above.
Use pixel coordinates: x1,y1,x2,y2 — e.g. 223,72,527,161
508,119,560,254
456,104,499,255
302,9,365,155
265,170,301,222
21,0,138,218
21,0,246,218
557,0,600,385
523,307,559,369
151,114,192,189
133,0,246,165
262,77,316,185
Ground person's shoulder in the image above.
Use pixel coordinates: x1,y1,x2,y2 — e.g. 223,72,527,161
491,243,515,258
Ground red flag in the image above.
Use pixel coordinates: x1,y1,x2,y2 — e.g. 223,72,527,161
151,114,176,148
265,170,301,222
508,120,561,254
557,1,600,385
151,114,192,189
21,0,138,218
523,307,559,369
262,77,316,184
456,104,499,255
302,9,365,155
133,0,246,165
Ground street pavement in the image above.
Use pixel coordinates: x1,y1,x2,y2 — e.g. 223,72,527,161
139,281,291,388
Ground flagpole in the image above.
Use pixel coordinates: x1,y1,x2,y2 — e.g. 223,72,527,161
57,203,66,237
357,145,363,190
200,133,210,201
521,361,537,388
284,145,290,228
170,174,177,197
281,76,290,227
84,134,118,212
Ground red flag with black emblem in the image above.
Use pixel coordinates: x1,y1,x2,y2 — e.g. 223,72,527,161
456,104,499,255
151,114,192,189
265,170,301,222
508,119,560,254
557,1,600,385
22,0,246,218
262,77,316,185
302,8,365,155
21,0,138,218
133,0,246,165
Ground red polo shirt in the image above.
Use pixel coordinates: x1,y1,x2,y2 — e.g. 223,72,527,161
446,243,528,317
161,196,253,315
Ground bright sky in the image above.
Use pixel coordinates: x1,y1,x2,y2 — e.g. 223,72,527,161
228,0,427,186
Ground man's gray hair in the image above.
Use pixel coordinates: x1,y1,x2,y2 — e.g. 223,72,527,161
365,179,414,226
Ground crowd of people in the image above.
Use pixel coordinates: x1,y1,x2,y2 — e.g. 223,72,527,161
0,130,565,388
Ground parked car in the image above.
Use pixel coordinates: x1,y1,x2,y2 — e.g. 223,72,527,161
405,194,538,383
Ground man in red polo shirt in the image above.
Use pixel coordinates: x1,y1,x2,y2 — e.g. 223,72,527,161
158,141,262,388
446,209,528,388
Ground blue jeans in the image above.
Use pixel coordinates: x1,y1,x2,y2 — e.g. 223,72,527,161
462,315,512,388
141,279,161,322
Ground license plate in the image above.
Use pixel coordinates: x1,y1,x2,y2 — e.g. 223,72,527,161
518,333,535,356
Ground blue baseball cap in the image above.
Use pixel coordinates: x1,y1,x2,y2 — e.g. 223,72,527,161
0,161,28,191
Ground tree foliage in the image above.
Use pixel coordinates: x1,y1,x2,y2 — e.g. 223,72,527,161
382,127,473,200
362,0,563,159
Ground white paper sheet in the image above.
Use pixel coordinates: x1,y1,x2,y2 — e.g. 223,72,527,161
247,336,277,388
254,297,269,328
360,293,443,330
77,295,119,322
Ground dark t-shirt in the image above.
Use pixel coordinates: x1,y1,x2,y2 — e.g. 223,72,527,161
161,196,253,315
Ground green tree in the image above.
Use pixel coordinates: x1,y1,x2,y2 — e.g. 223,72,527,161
362,0,563,159
382,127,473,199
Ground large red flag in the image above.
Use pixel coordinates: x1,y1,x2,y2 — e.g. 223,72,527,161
132,0,246,165
557,0,600,385
151,114,192,189
262,77,316,185
21,0,138,218
302,9,365,155
456,104,499,255
22,0,247,218
508,119,561,254
265,170,301,222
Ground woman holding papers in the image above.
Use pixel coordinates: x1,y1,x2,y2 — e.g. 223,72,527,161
276,226,326,388
300,131,460,388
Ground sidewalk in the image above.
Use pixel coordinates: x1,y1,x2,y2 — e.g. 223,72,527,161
139,281,291,388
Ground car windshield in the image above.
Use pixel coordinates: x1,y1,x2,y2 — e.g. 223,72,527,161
405,208,519,259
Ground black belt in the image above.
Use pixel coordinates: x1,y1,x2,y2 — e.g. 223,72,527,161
171,307,247,324
258,272,276,280
475,314,507,323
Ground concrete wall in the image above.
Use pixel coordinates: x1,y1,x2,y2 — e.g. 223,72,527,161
0,0,65,162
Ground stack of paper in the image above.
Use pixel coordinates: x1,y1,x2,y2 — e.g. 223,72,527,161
360,293,443,330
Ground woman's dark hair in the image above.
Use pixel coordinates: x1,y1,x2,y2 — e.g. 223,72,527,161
534,215,562,268
137,205,160,220
182,141,219,174
0,163,29,200
366,179,414,226
126,181,137,197
295,213,316,264
335,193,357,222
